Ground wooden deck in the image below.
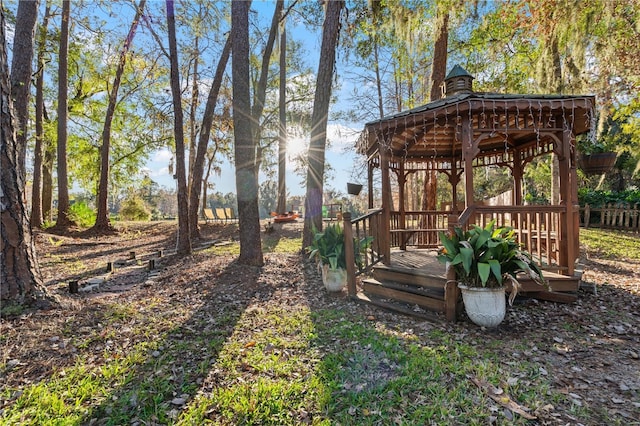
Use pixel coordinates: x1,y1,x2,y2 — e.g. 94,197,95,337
389,248,444,272
356,247,582,322
386,248,580,293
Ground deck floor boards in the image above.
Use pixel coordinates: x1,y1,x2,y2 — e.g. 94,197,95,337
388,247,574,283
389,248,445,276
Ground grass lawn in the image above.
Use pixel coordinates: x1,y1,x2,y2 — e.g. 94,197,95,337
1,226,639,425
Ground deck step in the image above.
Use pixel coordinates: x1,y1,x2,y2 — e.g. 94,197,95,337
362,278,446,312
363,278,445,299
516,275,580,293
372,264,444,289
520,290,578,304
353,292,442,322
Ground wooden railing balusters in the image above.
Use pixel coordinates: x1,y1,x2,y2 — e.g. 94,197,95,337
580,203,639,232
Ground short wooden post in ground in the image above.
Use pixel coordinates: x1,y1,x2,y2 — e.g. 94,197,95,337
69,280,79,294
148,259,156,271
106,261,115,272
129,251,136,260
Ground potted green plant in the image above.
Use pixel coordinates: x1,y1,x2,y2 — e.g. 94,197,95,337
437,221,546,327
576,135,617,175
307,223,372,292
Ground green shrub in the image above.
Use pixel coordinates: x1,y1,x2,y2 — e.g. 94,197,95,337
119,197,151,221
578,189,640,207
42,219,55,229
1,303,24,318
68,202,96,227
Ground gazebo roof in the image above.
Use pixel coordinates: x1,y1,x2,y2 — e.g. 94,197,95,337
445,64,474,80
357,92,595,162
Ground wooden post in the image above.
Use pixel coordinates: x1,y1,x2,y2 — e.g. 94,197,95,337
370,209,381,257
461,115,478,217
343,212,356,297
444,211,460,320
367,162,374,210
449,161,460,215
559,127,575,276
69,280,79,294
584,204,590,228
447,213,458,235
380,147,391,265
398,165,407,250
625,204,631,228
129,251,136,260
157,249,163,258
106,261,115,272
148,259,156,271
444,268,459,322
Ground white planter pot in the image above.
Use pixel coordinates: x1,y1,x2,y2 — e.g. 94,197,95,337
458,284,506,328
321,264,347,292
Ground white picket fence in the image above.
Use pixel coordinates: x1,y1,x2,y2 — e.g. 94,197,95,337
580,203,640,231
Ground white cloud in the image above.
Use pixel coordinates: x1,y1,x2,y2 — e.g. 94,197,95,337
153,148,173,162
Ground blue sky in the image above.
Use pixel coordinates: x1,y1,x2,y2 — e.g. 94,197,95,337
142,2,368,198
6,1,369,199
144,121,365,197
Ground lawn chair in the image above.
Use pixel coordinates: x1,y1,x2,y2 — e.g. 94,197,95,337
203,208,216,224
225,208,238,223
215,208,228,223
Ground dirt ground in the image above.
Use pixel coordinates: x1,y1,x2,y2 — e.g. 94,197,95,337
2,220,639,423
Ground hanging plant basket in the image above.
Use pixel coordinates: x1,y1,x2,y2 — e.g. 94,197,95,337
578,152,617,175
347,183,363,196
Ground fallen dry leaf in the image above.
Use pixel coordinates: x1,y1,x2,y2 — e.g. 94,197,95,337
469,375,537,420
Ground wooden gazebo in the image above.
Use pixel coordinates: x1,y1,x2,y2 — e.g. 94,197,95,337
345,65,595,321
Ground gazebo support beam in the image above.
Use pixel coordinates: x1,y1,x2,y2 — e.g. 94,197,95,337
512,149,523,205
461,116,477,214
380,146,392,265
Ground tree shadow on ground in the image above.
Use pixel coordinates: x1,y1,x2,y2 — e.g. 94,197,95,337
36,228,176,265
75,254,276,424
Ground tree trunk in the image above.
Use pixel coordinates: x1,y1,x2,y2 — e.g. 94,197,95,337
92,0,146,232
166,0,191,256
370,0,384,118
276,20,287,214
200,150,217,218
10,0,39,183
188,36,231,240
539,32,563,205
250,0,283,188
251,0,284,130
188,34,200,197
1,6,54,307
302,0,344,248
232,0,263,266
373,41,384,119
30,3,51,228
42,141,54,223
55,0,73,228
422,9,449,214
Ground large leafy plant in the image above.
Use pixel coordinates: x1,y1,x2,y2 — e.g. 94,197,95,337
307,223,372,270
437,221,546,290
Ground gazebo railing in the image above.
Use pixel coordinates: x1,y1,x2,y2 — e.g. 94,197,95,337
389,210,450,249
343,209,384,296
466,205,563,269
383,205,563,269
